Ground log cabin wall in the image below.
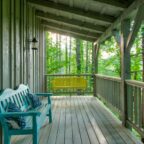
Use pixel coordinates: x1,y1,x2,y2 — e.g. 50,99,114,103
0,0,45,92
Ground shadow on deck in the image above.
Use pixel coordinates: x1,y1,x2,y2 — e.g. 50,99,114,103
12,96,142,144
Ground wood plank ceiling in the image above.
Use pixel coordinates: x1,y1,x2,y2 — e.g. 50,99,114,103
28,0,134,42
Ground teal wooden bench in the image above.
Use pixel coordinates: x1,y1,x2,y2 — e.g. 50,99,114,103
0,84,52,144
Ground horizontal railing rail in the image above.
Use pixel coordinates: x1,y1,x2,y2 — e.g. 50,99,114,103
45,74,94,95
95,74,122,118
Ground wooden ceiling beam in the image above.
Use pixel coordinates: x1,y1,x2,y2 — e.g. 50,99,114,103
95,0,144,44
28,0,115,23
42,20,101,38
93,0,129,9
44,27,96,42
36,11,107,33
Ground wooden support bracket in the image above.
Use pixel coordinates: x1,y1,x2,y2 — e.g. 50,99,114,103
127,4,144,51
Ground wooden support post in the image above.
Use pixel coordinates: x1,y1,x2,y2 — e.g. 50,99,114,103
120,19,131,126
142,28,144,141
95,44,99,74
0,124,2,144
93,43,99,97
93,44,96,97
142,27,144,82
121,4,144,128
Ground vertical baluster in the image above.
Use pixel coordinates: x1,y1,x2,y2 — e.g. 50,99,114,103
134,86,138,125
110,79,112,105
136,87,140,127
114,80,116,108
142,87,144,128
118,82,121,112
116,82,119,110
134,86,136,124
138,87,142,128
113,80,115,107
127,85,133,122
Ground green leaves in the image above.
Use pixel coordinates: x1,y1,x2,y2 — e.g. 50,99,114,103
45,32,93,74
98,36,120,77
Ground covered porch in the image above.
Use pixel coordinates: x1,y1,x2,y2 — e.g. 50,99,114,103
1,0,144,143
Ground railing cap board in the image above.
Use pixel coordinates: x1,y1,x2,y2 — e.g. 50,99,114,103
95,74,121,82
125,80,144,88
45,74,93,76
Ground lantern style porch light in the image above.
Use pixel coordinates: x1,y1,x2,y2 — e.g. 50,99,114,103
31,37,38,50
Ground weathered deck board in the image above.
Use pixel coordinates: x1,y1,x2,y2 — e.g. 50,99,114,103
83,97,126,144
88,97,141,144
56,97,65,144
77,97,100,144
78,97,109,144
73,97,91,144
71,97,82,144
12,96,142,144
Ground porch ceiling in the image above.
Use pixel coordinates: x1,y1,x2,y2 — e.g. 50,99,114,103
28,0,134,42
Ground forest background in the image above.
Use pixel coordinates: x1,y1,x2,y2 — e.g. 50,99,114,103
46,25,144,81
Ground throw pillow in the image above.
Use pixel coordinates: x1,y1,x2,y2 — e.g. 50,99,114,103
6,102,26,129
27,93,42,109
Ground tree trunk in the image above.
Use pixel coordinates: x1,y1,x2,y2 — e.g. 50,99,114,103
85,41,88,73
69,37,71,74
65,37,68,74
142,28,144,81
76,39,81,74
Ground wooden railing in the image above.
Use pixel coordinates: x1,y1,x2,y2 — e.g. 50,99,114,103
95,74,122,118
45,73,144,138
125,80,144,137
45,74,93,95
95,75,144,138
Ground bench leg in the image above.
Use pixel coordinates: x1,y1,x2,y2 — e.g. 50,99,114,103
47,96,52,123
4,134,10,144
33,116,39,144
48,108,52,123
33,132,38,144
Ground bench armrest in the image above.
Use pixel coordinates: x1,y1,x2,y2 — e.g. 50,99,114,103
35,93,52,97
35,93,52,104
0,111,41,118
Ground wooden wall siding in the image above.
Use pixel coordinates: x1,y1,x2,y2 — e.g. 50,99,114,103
10,0,15,88
24,0,27,85
15,0,21,86
0,0,43,92
39,26,45,92
35,18,40,92
28,5,34,91
20,0,24,84
2,0,11,88
0,0,2,89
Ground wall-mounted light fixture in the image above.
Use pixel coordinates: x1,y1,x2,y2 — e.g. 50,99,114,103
31,37,38,50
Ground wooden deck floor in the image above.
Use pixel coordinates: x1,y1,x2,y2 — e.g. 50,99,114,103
12,96,142,144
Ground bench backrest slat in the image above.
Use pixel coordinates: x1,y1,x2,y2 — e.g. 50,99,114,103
0,84,30,113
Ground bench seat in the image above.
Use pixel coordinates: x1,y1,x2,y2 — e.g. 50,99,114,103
0,84,52,144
